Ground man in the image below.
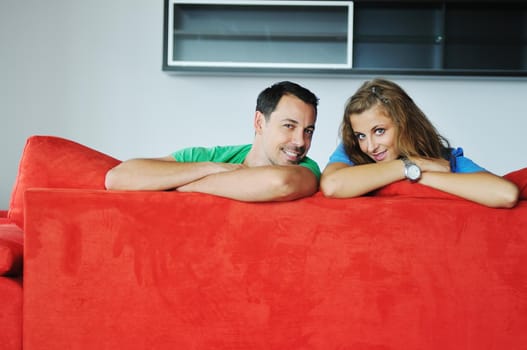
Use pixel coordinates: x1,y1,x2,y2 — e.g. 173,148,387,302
105,81,320,201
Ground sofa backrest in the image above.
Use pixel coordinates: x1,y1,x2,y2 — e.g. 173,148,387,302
8,135,121,229
7,135,527,229
504,167,527,200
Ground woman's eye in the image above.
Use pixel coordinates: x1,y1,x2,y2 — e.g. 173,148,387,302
375,128,385,136
356,134,365,140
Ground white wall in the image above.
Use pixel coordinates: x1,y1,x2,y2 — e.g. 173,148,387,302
1,0,526,209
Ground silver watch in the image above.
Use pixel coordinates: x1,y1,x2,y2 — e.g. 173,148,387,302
402,157,421,181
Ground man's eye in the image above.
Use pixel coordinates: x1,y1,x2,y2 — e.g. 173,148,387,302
305,129,314,135
283,124,294,129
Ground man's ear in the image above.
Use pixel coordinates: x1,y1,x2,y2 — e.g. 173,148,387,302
254,111,266,135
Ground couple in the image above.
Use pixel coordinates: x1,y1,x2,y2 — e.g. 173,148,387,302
106,79,519,208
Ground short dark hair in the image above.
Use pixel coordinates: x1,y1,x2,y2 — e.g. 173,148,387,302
256,81,319,120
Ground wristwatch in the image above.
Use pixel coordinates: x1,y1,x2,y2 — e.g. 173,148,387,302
401,157,421,182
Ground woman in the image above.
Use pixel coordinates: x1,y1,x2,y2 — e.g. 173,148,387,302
321,78,519,208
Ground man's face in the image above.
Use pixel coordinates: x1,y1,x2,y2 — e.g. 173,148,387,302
255,94,316,166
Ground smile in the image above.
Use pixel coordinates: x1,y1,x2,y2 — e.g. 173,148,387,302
282,148,304,162
371,150,387,162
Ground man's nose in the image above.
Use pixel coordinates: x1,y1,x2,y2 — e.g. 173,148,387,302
292,130,306,146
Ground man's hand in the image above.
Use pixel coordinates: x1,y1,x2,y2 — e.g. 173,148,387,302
177,165,318,202
208,162,247,174
105,156,246,191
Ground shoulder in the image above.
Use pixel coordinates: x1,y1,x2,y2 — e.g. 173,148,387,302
450,147,486,173
173,144,250,163
327,142,354,166
299,156,321,179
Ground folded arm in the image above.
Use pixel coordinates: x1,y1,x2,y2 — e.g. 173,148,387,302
415,157,519,208
105,156,244,191
321,158,519,208
106,156,317,201
419,171,519,208
177,165,318,202
321,160,405,198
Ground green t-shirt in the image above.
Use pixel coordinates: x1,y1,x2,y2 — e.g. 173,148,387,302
172,144,321,179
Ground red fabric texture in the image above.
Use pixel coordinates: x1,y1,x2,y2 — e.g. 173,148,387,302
0,225,23,276
0,276,23,350
24,188,527,350
7,135,120,229
0,218,11,225
375,168,527,200
0,225,23,350
504,167,527,199
373,179,459,199
0,211,9,225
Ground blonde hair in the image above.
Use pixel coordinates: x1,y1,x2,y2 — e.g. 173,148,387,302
340,78,451,164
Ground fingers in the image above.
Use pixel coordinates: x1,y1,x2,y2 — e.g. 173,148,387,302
213,162,246,173
412,157,451,173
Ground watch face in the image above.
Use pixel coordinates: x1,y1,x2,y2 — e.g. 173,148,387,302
407,165,421,180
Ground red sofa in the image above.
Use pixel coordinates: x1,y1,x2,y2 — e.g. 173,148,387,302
3,135,527,350
1,135,120,350
0,221,22,350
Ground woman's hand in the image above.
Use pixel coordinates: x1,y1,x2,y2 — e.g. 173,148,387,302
411,157,451,173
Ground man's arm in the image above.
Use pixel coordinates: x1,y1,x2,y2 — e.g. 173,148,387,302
177,165,318,202
105,156,244,191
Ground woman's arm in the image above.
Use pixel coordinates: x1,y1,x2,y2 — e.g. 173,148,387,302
413,157,519,208
418,170,519,208
321,160,406,198
321,157,519,208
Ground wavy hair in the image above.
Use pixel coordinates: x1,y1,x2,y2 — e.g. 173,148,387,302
340,79,451,164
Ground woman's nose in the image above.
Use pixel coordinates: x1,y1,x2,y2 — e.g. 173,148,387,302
366,138,377,153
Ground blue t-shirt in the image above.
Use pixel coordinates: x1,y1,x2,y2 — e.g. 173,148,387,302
327,142,485,173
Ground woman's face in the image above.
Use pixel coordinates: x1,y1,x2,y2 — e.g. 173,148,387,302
349,104,399,162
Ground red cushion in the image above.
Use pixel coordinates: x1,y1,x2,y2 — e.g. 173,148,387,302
8,135,121,229
0,276,23,350
0,211,10,225
0,224,24,276
375,168,527,201
373,180,458,199
504,167,527,200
